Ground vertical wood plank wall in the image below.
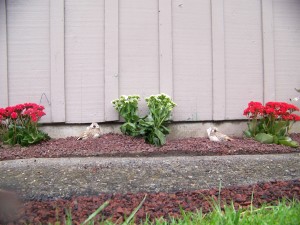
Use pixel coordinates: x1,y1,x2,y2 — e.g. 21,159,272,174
0,0,8,107
104,0,119,121
172,0,212,121
273,0,300,101
119,0,159,116
50,0,65,122
224,0,264,119
0,0,299,123
64,0,105,123
6,0,52,122
211,0,226,120
158,0,173,98
262,0,276,103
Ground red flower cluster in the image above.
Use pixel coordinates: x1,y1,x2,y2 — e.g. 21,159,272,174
243,101,264,118
0,103,46,122
244,101,300,121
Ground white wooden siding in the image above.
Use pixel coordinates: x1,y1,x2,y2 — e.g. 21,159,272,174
104,0,119,121
0,0,8,107
50,0,65,122
273,0,300,102
6,0,51,122
172,0,212,121
119,0,159,116
262,0,276,103
224,0,264,119
211,0,226,120
0,0,299,123
65,0,105,123
158,0,173,98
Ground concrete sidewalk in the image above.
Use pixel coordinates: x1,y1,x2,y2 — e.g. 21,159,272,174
0,153,300,200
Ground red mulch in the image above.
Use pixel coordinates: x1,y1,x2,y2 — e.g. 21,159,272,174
1,179,299,224
1,133,300,161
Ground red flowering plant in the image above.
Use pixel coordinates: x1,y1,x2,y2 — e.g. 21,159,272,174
0,103,50,146
243,101,300,147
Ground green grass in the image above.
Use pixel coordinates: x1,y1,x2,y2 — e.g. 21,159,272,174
48,198,300,225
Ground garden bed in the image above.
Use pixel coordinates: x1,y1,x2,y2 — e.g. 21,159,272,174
0,133,300,161
1,133,300,224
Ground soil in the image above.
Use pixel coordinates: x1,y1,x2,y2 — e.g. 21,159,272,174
1,133,300,161
1,133,300,224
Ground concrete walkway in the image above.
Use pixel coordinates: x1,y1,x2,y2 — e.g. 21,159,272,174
0,153,300,200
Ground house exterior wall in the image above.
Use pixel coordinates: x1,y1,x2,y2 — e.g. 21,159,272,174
0,0,299,123
172,0,212,121
64,0,105,123
273,0,300,102
6,0,52,121
119,0,160,117
224,0,264,119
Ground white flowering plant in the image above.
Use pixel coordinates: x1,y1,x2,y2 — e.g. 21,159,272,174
140,94,176,146
112,94,176,146
111,95,141,136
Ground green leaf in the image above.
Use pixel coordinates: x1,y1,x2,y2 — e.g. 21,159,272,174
3,137,13,146
273,135,279,144
247,122,255,133
262,123,268,133
153,137,160,146
285,137,292,142
255,133,274,144
278,136,292,141
82,200,110,225
278,140,299,148
243,130,252,138
154,128,166,146
122,195,147,225
120,122,140,136
273,121,288,135
160,125,170,135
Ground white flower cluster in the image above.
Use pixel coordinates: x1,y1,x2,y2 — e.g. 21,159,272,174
111,95,140,110
145,93,176,110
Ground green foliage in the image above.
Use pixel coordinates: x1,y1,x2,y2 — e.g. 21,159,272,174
123,195,147,225
2,125,49,147
112,95,141,136
244,118,262,138
278,139,299,148
0,123,5,141
82,200,110,225
140,94,176,146
47,198,300,225
53,196,146,225
247,118,299,147
112,94,176,146
254,133,274,144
